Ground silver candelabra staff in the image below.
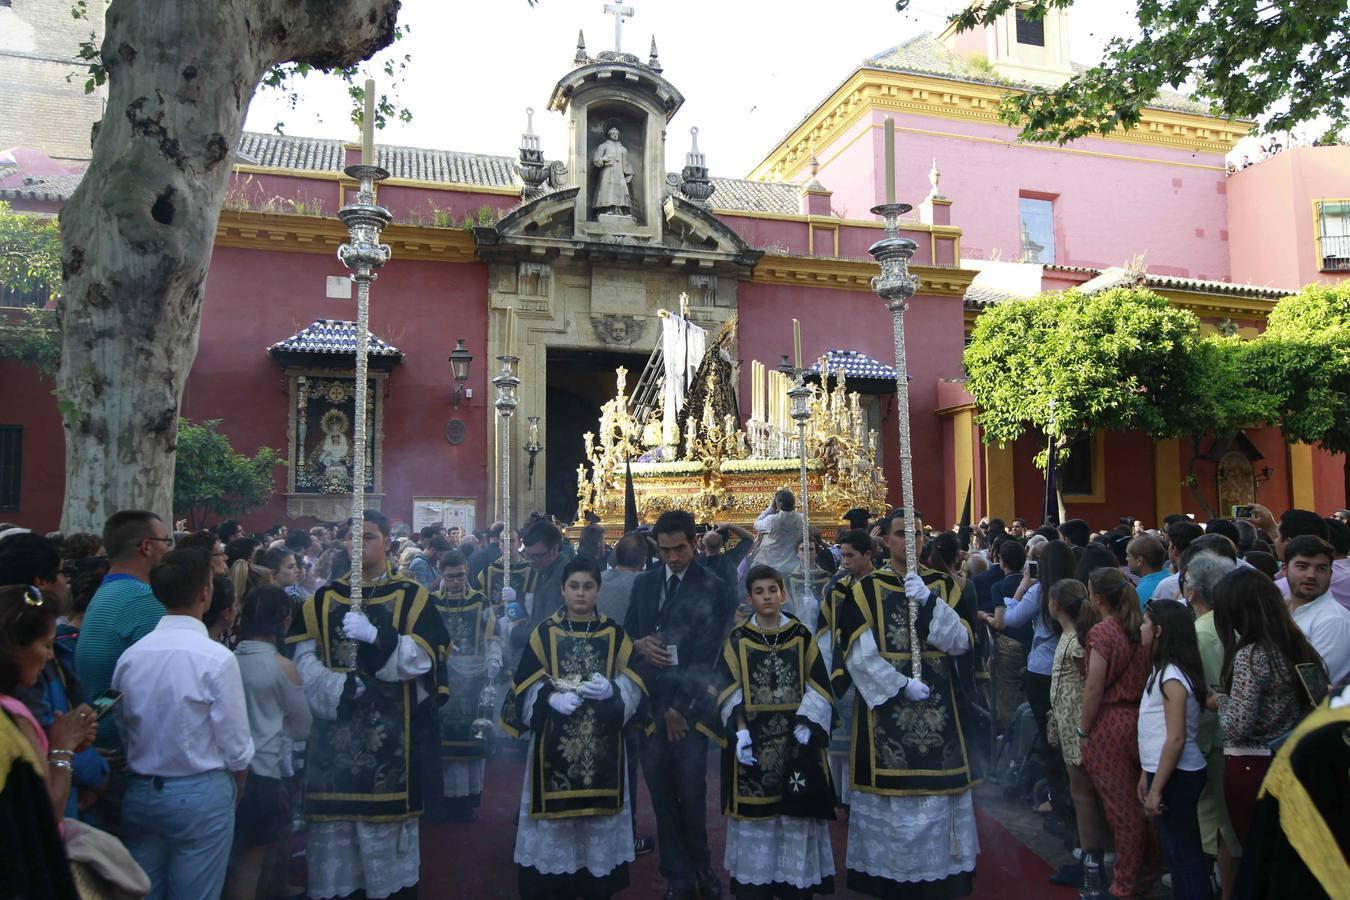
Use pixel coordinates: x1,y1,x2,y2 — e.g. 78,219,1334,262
868,201,922,680
788,373,814,612
493,353,520,603
336,161,393,668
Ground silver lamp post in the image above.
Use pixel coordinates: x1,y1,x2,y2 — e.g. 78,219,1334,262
336,161,392,667
868,201,923,679
788,374,814,612
493,354,521,601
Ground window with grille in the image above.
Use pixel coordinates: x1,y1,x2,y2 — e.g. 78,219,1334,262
1317,201,1350,272
1015,8,1046,46
1059,434,1095,497
0,426,21,511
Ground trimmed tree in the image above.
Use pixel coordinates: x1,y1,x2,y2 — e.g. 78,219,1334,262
173,419,283,530
57,1,403,533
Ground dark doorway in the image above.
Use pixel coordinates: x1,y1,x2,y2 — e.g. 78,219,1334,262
545,347,650,524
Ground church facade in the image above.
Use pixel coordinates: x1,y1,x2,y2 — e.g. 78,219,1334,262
2,7,1347,533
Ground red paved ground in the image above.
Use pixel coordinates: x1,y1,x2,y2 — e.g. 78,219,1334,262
292,745,1075,899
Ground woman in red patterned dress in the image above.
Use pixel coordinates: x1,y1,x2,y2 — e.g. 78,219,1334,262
1080,568,1158,897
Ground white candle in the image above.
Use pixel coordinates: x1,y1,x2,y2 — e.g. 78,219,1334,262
361,78,376,166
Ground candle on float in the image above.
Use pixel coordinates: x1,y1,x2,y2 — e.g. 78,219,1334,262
884,117,896,205
361,79,376,166
793,319,802,370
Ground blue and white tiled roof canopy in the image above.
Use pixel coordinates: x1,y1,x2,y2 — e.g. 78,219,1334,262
806,350,897,381
267,319,404,359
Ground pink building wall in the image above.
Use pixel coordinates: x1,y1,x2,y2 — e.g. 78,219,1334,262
1227,146,1350,290
808,109,1232,279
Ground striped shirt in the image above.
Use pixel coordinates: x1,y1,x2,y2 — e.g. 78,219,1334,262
74,574,165,748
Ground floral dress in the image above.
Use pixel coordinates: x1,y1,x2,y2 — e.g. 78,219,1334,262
1047,631,1086,766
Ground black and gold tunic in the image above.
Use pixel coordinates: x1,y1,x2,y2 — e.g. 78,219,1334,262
712,617,835,819
500,611,646,819
434,588,496,763
471,560,537,615
832,565,976,796
287,572,451,822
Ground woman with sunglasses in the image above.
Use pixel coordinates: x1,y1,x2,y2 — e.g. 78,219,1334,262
0,584,99,826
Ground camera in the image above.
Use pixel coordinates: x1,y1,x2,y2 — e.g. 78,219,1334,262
1232,505,1254,519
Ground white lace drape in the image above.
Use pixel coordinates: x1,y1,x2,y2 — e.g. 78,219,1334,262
725,816,835,888
305,820,420,899
512,677,641,877
442,758,485,798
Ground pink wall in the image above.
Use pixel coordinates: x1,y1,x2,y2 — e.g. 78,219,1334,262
0,361,65,531
1227,146,1350,290
736,282,967,520
809,109,1232,279
187,247,492,532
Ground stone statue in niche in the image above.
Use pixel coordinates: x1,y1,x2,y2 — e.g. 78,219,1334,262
591,127,634,218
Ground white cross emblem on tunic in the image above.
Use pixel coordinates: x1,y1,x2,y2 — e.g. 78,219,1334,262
788,771,807,793
603,2,634,53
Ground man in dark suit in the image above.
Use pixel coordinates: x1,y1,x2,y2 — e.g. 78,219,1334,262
625,510,735,900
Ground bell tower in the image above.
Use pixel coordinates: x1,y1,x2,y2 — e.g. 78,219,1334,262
939,3,1073,87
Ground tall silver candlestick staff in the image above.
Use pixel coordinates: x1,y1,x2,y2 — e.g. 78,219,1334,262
868,196,922,680
336,82,392,668
788,374,814,612
493,346,520,603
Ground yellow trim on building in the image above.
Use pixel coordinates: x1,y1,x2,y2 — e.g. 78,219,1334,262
953,408,975,524
984,440,1016,521
750,68,1249,182
214,208,479,263
1289,443,1316,510
752,256,977,297
1153,440,1184,526
1313,199,1350,273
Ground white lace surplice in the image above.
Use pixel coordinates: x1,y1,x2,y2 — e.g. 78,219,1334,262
512,677,641,877
842,593,979,884
295,636,431,899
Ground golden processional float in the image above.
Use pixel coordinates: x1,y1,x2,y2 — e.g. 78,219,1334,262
574,308,887,533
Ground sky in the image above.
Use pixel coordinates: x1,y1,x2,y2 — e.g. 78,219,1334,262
241,0,1144,179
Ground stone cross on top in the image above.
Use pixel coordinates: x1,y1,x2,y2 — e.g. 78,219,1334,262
603,2,634,52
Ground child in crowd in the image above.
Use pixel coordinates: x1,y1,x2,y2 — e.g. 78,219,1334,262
713,564,835,899
1082,568,1158,898
1137,599,1211,900
1045,579,1108,896
502,557,646,899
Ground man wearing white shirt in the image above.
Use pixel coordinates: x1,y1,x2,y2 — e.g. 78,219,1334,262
113,548,255,900
753,489,806,577
1284,536,1350,685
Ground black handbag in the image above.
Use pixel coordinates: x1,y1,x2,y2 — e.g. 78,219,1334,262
778,741,837,821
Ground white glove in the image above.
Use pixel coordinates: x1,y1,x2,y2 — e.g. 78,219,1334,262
500,586,517,605
350,678,366,700
735,729,757,766
901,676,931,702
903,573,930,602
578,673,614,701
486,659,502,680
548,691,582,716
342,610,378,644
793,724,812,745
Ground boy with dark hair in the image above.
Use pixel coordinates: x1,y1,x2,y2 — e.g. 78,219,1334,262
1058,518,1090,549
286,509,451,899
113,548,254,898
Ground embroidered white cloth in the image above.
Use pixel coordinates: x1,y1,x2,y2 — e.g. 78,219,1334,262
725,815,835,888
661,313,706,449
305,820,419,899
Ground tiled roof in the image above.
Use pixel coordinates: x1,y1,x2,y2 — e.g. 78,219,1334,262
993,264,1293,302
0,172,84,202
964,284,1021,308
1,132,801,214
807,350,898,381
708,177,800,215
865,33,1212,116
267,320,404,358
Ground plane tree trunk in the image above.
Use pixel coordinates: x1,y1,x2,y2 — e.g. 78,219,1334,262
58,0,401,532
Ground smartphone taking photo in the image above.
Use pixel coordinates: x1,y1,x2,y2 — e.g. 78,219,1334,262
91,688,123,721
